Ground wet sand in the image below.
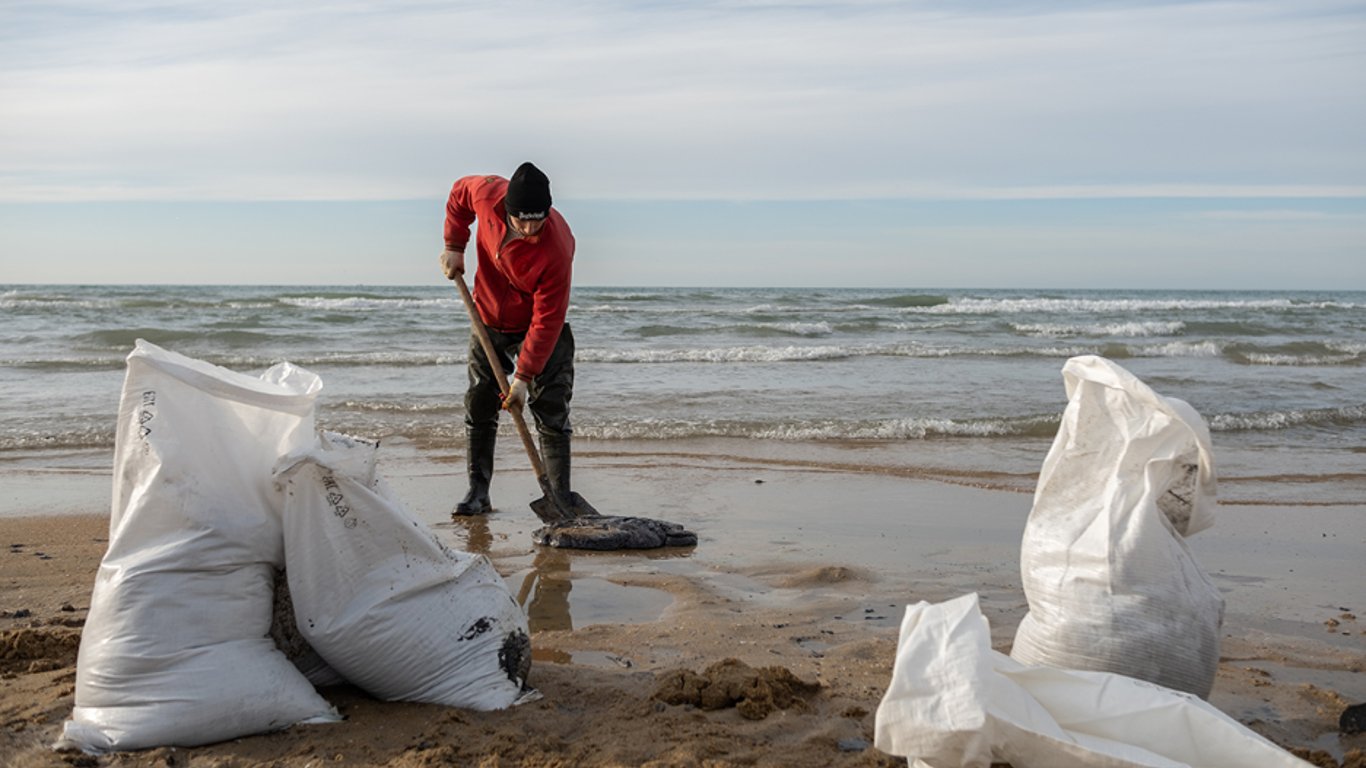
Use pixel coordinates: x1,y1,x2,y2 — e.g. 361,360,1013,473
2,437,1364,767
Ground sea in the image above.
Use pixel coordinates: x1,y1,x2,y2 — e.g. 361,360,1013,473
2,284,1363,506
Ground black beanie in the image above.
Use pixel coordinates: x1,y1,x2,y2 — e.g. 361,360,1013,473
504,162,552,220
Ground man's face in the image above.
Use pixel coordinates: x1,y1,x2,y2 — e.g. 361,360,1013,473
509,215,547,237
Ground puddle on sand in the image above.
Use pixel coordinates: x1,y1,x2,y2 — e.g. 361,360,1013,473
516,574,673,632
510,546,674,634
519,570,675,667
532,647,643,668
443,513,678,633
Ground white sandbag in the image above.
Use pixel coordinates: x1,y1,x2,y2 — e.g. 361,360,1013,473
276,432,533,710
60,340,339,753
875,593,1311,768
268,433,374,688
270,568,348,688
1011,355,1223,697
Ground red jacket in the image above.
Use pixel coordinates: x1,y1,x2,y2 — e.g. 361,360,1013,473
444,174,575,381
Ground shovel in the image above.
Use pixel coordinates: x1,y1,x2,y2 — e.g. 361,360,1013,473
453,276,697,549
454,275,578,524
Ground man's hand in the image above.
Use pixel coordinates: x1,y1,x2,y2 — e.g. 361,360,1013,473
440,248,465,279
502,378,529,412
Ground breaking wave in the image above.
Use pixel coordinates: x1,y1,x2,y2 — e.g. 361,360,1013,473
1012,321,1186,338
1210,404,1366,431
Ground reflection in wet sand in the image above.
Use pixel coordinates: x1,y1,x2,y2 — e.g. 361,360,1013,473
446,513,678,662
452,514,494,555
518,548,574,633
518,549,576,664
446,515,575,631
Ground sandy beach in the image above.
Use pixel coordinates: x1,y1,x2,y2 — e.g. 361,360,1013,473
3,437,1364,767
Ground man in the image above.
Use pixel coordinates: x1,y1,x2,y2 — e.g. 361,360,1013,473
440,162,578,517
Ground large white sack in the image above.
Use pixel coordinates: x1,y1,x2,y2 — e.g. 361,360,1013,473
268,433,374,688
1011,355,1224,697
875,593,1311,768
270,568,348,688
276,432,533,710
60,340,339,753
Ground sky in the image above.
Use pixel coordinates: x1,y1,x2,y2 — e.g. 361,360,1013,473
1,0,1364,289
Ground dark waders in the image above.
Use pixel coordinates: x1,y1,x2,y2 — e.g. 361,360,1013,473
457,323,576,516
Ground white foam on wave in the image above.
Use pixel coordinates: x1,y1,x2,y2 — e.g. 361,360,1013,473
578,345,858,363
577,343,1111,363
1242,352,1359,366
213,351,465,367
752,321,833,336
1210,404,1366,431
907,297,1315,315
279,296,451,310
755,417,1021,440
572,415,1053,441
335,399,459,413
1131,340,1224,358
587,291,676,301
909,344,1098,358
575,301,954,317
888,320,963,331
0,294,116,310
1331,340,1366,354
1013,321,1185,338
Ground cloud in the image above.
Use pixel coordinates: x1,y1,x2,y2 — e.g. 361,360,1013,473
1,0,1364,202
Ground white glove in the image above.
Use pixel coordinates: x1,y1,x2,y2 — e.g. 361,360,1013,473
502,378,529,412
439,248,465,279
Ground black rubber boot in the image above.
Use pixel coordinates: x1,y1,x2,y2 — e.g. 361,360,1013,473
539,434,572,509
537,434,598,518
454,429,496,516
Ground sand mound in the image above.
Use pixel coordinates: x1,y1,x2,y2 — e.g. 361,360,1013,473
772,565,869,589
652,657,820,720
0,627,81,675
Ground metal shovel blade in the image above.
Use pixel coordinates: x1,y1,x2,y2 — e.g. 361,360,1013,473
530,490,598,523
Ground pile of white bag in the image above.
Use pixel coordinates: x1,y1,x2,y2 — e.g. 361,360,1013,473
59,341,531,753
874,356,1311,767
875,594,1311,768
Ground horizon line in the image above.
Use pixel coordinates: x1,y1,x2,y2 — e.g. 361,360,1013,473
4,184,1366,206
4,282,1364,293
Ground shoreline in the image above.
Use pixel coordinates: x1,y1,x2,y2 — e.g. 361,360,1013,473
2,439,1364,766
6,432,1365,516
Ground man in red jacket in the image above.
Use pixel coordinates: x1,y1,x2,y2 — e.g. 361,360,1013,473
440,162,578,517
